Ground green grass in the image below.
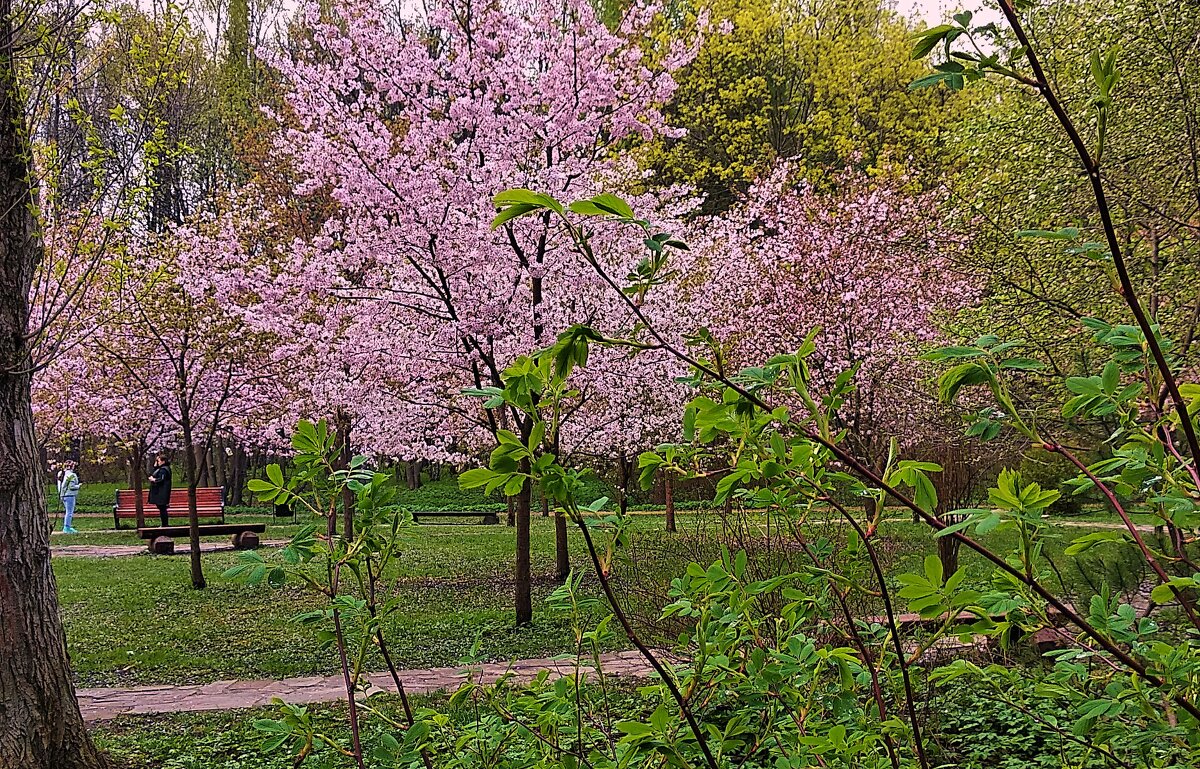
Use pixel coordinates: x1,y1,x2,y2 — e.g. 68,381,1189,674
57,510,1153,688
58,518,622,687
93,701,408,769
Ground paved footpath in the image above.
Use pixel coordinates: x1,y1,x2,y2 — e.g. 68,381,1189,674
53,540,290,558
77,650,654,722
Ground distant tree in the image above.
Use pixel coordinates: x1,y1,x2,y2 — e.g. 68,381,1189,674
645,0,964,210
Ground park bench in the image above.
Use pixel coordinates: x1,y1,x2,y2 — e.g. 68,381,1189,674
113,487,225,529
411,510,500,525
136,523,267,554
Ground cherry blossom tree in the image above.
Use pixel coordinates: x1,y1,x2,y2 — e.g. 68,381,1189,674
86,233,278,588
684,164,977,471
264,0,699,623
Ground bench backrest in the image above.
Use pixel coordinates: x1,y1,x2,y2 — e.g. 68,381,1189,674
115,487,225,513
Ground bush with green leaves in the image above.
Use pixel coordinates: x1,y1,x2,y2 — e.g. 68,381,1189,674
227,5,1200,767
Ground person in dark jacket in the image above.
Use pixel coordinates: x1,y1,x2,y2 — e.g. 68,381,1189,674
148,454,172,527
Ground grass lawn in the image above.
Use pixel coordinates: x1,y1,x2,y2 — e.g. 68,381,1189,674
57,508,1151,689
93,699,423,769
58,518,623,687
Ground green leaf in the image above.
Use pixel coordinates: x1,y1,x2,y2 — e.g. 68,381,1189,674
265,463,284,487
1016,227,1081,241
1101,361,1120,394
910,25,956,60
909,72,950,90
588,194,635,219
938,362,993,403
999,357,1046,371
924,554,944,587
567,200,609,216
490,203,539,230
458,468,495,490
1150,578,1196,605
493,188,562,213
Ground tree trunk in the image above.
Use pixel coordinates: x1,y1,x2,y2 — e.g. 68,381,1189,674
213,437,228,496
616,452,630,517
540,488,549,517
335,410,354,537
194,445,210,488
554,508,569,583
0,6,109,759
129,441,145,529
664,472,676,533
0,384,110,768
229,442,245,506
515,466,532,625
506,495,515,527
181,420,205,589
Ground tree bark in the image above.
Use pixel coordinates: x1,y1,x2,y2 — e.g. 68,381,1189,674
515,466,532,625
554,508,569,583
0,5,109,760
229,442,245,506
193,445,209,488
335,409,354,538
129,441,145,529
664,472,676,533
616,452,630,517
181,419,206,590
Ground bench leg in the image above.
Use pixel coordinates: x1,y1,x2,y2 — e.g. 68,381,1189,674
233,531,260,550
148,536,175,555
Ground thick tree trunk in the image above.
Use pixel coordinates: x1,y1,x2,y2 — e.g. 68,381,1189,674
0,6,108,760
664,472,676,534
0,386,110,768
515,467,532,625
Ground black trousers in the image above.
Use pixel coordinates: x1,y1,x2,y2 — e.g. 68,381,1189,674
156,501,169,527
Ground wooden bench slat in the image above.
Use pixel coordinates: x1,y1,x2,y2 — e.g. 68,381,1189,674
114,487,226,529
412,511,500,524
136,523,265,538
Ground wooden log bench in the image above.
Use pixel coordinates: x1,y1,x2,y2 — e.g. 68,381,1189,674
114,487,225,529
411,510,500,525
136,523,267,554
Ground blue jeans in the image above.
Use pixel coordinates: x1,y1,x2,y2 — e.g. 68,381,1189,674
62,496,76,529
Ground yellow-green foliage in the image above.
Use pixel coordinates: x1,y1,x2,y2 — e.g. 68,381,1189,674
646,0,964,208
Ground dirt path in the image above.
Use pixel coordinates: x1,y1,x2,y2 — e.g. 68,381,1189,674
77,650,652,722
53,540,290,558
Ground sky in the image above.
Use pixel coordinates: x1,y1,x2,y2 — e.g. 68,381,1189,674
895,0,1002,26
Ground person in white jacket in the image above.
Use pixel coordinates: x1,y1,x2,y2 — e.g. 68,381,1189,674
57,460,81,534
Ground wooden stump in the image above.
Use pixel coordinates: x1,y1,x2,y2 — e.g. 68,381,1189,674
482,512,500,525
232,531,260,550
149,536,174,555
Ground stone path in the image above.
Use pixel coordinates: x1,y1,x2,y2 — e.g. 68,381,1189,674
53,540,290,558
77,650,653,722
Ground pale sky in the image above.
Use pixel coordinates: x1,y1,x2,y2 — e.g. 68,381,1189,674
895,0,1003,26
